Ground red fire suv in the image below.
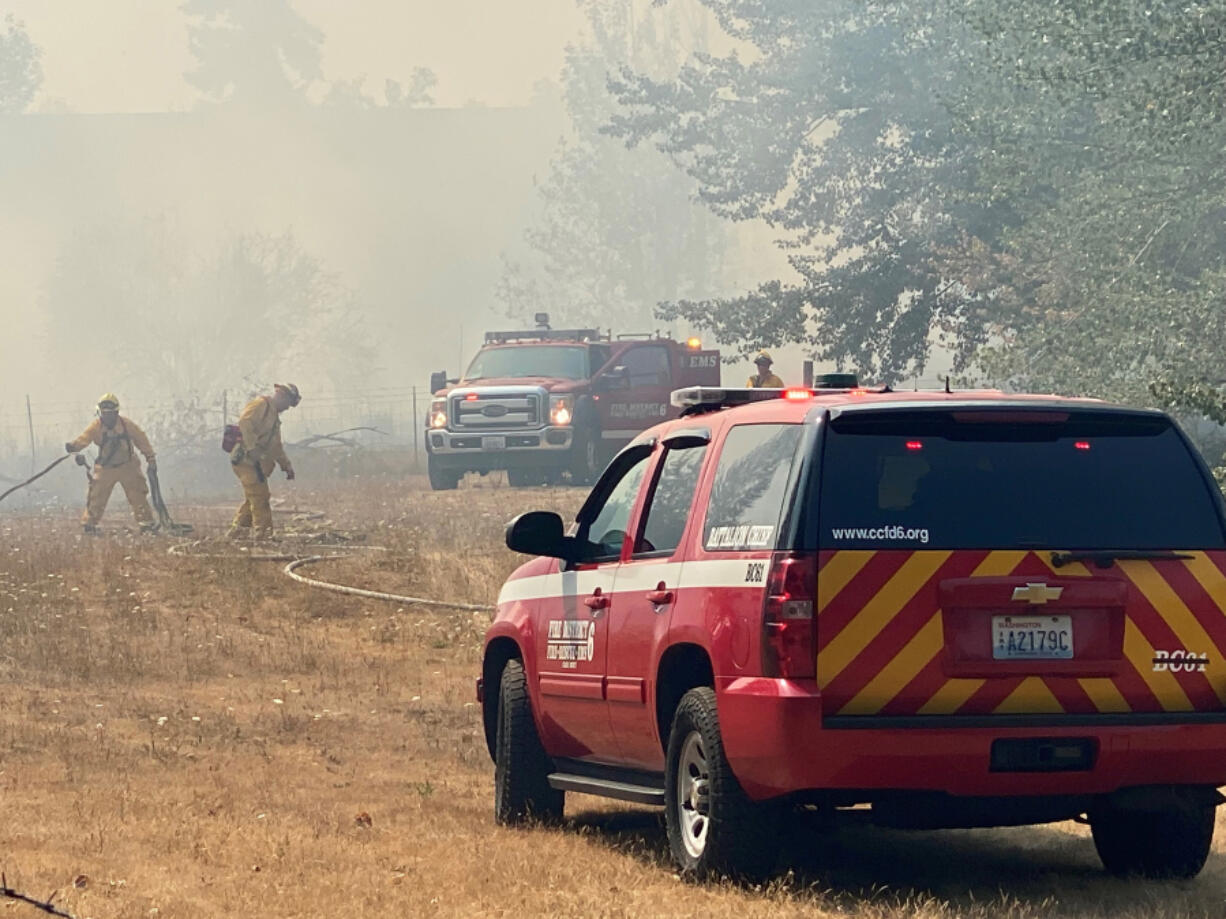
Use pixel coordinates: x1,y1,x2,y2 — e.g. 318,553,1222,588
479,383,1226,880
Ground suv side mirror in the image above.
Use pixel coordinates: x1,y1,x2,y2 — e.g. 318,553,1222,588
429,370,447,394
506,511,575,560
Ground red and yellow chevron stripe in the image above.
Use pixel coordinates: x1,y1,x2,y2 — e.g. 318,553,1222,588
816,550,1226,718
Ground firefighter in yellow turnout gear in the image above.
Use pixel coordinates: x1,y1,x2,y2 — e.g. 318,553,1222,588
229,383,300,539
66,394,157,534
746,351,784,388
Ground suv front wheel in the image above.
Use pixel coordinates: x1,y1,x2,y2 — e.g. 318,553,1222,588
664,687,778,880
494,659,564,825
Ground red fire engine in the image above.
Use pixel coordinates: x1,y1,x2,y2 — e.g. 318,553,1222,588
425,315,719,490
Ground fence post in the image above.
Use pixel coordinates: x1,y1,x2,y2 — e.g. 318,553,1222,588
222,390,228,426
411,385,419,472
25,395,35,473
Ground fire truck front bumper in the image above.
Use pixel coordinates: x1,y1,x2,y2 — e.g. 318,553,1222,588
426,428,575,469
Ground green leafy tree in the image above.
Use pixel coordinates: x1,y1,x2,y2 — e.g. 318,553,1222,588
607,0,1005,379
498,0,735,331
946,0,1226,403
0,14,42,113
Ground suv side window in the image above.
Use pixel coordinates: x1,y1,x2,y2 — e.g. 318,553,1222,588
704,424,803,551
581,452,651,561
635,444,708,557
622,345,672,388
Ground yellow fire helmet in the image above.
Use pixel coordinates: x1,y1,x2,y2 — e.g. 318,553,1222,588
97,393,120,410
754,351,773,366
274,382,302,406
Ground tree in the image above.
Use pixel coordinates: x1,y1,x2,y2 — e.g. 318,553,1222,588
41,218,374,400
944,0,1226,404
0,14,42,113
498,0,735,331
182,0,325,106
607,1,1004,379
608,0,1225,397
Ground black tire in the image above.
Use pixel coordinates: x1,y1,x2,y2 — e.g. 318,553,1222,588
664,687,778,880
568,425,601,485
427,456,460,491
1091,800,1215,878
494,659,563,825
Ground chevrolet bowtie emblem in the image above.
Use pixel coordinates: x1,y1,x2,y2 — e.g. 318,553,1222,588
1012,583,1064,604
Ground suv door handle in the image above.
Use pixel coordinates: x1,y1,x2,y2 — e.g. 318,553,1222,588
584,588,609,611
646,584,674,605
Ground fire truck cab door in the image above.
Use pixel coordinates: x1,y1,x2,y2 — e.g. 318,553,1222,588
596,344,673,449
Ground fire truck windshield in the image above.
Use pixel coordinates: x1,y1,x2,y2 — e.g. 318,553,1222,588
464,345,589,381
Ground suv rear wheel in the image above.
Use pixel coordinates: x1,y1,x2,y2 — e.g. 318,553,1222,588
664,687,778,879
494,659,563,824
1091,799,1215,878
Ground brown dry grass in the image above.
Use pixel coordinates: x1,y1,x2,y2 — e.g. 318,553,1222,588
2,475,1225,918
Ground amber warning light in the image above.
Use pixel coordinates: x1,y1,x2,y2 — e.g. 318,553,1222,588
686,337,702,350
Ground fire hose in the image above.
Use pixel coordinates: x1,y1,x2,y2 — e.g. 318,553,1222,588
0,453,77,504
147,466,194,535
167,540,494,612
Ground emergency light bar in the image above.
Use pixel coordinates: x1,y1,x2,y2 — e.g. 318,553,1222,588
483,328,605,344
671,381,886,413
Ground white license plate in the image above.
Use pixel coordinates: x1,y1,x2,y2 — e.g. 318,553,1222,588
482,436,507,450
992,615,1073,660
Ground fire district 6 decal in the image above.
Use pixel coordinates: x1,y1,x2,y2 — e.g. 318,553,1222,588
547,619,596,669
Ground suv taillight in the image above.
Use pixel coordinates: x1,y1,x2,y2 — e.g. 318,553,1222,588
760,551,818,679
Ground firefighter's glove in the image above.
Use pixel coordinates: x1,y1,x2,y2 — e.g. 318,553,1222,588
73,454,88,467
284,466,296,481
65,442,75,454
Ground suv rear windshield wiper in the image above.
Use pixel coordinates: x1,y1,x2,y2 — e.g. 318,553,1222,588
1050,550,1194,569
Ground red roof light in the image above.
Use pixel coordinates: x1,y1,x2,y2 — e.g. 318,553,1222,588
465,393,479,401
906,441,923,451
783,388,813,401
1075,441,1091,451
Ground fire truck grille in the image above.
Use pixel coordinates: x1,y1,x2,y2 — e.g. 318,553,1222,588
451,393,541,430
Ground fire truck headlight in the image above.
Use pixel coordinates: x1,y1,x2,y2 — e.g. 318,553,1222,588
429,399,448,429
550,395,574,426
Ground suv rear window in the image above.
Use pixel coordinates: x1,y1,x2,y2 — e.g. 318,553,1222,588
704,424,803,551
818,409,1226,550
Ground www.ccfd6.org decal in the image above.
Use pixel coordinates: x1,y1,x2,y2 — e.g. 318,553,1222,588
547,619,596,669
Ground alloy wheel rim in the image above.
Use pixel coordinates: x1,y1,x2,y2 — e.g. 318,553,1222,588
677,730,710,859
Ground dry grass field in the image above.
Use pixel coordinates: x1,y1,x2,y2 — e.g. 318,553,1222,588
2,474,1226,918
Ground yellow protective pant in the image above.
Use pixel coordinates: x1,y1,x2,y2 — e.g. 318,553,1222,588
230,460,273,536
83,458,154,526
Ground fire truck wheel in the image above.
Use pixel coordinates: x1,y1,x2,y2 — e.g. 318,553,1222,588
494,659,564,825
568,426,601,485
1091,798,1215,878
427,457,461,491
665,687,778,880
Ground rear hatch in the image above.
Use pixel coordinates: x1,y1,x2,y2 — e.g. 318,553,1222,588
813,404,1226,721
